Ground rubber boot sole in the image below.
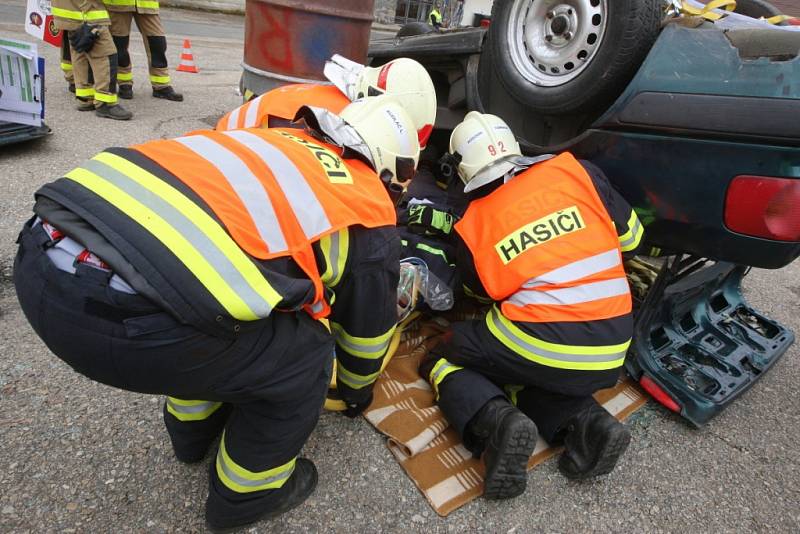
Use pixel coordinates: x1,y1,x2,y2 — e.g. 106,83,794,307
559,425,631,480
482,413,538,500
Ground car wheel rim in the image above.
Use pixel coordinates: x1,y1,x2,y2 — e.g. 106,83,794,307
507,0,609,87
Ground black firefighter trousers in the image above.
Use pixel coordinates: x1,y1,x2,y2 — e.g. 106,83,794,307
13,221,334,525
420,318,608,454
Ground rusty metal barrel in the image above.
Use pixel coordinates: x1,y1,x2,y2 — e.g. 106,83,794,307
241,0,376,99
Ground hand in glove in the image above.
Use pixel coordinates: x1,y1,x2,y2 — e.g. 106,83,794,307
407,204,456,237
69,23,100,54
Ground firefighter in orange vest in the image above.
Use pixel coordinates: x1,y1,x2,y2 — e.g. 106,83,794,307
13,95,421,530
217,56,437,149
420,112,645,499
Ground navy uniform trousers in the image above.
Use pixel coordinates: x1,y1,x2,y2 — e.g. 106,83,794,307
13,221,334,525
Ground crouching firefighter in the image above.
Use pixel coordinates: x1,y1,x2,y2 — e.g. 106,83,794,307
420,112,645,499
13,95,420,531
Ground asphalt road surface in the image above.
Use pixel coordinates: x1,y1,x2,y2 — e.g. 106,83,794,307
0,4,799,533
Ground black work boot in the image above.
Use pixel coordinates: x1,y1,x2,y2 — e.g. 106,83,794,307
95,103,133,121
153,86,184,102
205,458,318,533
75,98,94,111
68,83,75,94
468,397,538,500
558,404,631,480
118,84,133,100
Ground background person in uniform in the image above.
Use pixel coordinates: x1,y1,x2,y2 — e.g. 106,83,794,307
13,95,419,531
51,0,132,119
60,33,75,94
429,5,443,29
106,0,183,101
420,112,646,500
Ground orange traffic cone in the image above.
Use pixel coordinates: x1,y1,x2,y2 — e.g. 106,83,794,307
177,39,199,73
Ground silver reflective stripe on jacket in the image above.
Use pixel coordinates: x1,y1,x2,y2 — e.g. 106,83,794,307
225,105,242,130
244,98,261,129
222,130,333,239
508,277,630,307
522,249,622,288
175,135,288,253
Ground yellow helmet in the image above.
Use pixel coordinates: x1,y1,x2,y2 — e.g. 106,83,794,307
449,111,522,193
355,58,437,148
339,95,420,186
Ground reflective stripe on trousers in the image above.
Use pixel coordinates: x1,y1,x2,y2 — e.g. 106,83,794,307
429,358,464,400
485,306,629,371
65,151,282,321
336,360,382,390
216,431,295,493
166,397,222,421
331,322,395,360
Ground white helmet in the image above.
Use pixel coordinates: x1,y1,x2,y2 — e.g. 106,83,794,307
339,95,420,186
355,58,437,149
449,111,522,193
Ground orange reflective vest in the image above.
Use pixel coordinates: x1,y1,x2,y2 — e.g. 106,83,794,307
217,84,350,132
133,127,396,318
41,127,396,337
456,153,631,324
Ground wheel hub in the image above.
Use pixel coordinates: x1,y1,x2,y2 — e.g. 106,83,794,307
507,0,608,87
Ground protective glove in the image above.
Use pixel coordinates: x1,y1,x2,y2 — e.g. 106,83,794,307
407,204,456,237
69,23,100,53
341,389,373,419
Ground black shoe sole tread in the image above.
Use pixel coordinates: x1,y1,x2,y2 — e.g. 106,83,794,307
483,413,537,500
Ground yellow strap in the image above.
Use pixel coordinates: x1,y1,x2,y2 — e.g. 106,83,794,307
75,87,95,98
766,14,792,24
117,72,133,82
60,62,73,72
149,74,171,84
680,0,736,21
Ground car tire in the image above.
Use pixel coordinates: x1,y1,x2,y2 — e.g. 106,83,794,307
733,0,789,24
487,0,662,115
396,21,436,38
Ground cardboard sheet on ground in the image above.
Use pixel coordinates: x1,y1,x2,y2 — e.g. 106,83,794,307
363,315,648,517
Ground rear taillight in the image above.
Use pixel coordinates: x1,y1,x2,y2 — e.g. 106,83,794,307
640,375,681,413
724,175,800,242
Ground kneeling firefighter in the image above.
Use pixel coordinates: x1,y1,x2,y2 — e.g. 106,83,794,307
13,95,420,530
420,112,645,499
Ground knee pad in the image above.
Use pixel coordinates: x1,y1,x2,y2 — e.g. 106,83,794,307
147,35,168,68
112,35,130,68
